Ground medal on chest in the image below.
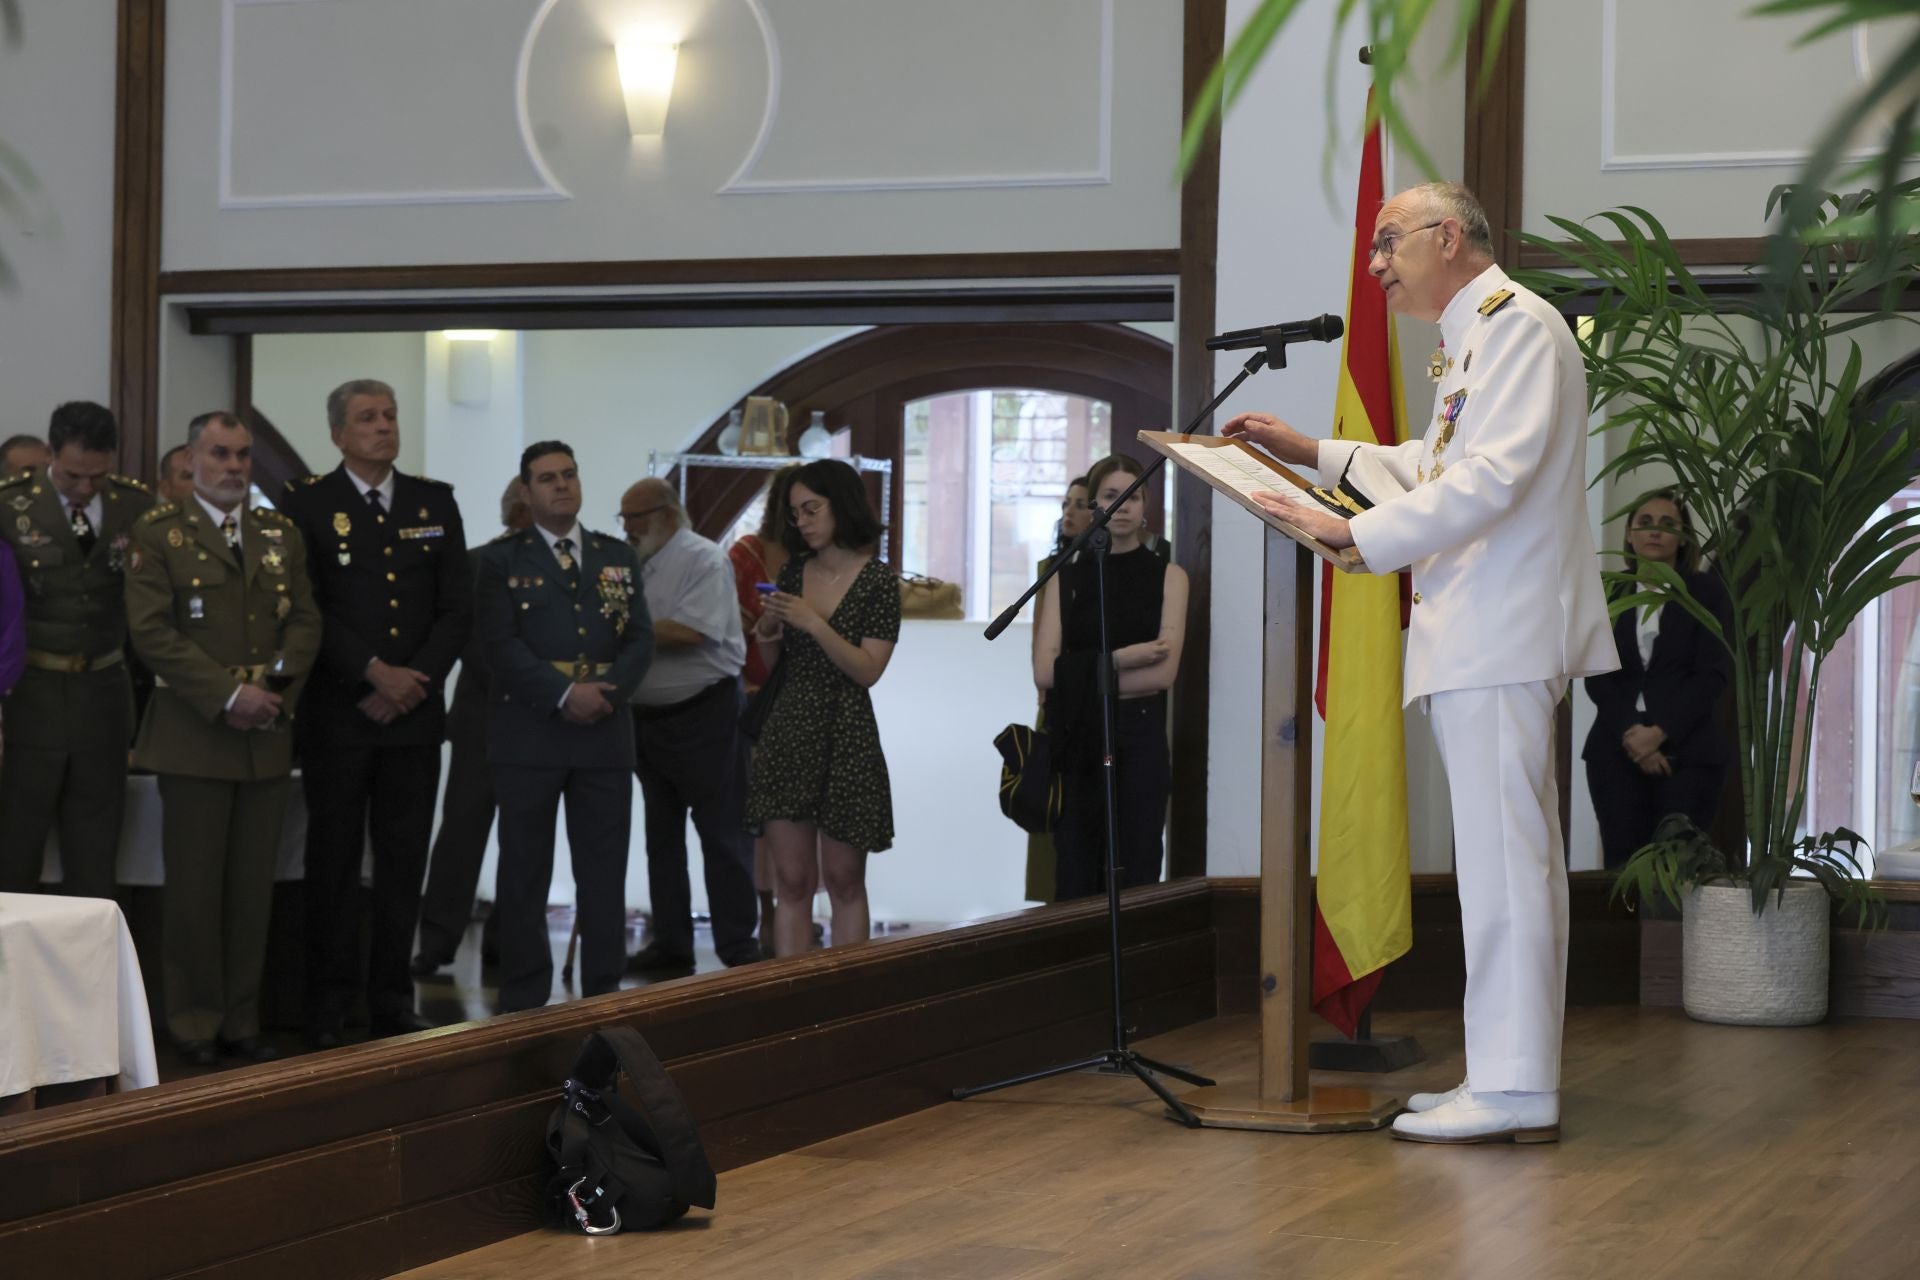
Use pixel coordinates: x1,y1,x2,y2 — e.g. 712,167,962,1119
1427,341,1453,382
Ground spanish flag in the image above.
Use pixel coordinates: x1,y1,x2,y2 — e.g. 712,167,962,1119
1310,107,1413,1037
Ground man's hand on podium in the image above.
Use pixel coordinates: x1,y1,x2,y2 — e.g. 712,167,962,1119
1249,490,1356,550
1221,412,1318,467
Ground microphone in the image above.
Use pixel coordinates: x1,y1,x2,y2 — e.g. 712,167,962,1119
1206,313,1344,352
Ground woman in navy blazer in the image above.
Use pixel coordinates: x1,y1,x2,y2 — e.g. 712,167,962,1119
1582,491,1735,868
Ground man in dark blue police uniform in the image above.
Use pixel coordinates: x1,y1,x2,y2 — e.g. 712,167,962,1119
476,441,651,1013
278,379,471,1046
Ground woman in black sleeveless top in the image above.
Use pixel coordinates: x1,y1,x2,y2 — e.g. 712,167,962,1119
1032,453,1189,900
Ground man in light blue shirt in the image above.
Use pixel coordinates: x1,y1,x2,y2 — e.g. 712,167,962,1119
620,478,760,973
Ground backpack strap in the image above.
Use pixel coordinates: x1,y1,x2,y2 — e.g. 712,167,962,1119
574,1026,718,1210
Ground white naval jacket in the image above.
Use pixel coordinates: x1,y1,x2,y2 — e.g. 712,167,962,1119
1322,263,1618,704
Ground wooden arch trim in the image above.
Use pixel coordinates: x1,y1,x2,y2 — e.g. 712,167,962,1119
673,322,1176,561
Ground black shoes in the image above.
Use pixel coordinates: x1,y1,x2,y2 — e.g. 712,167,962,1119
625,942,696,976
218,1036,280,1064
718,944,763,968
370,1009,437,1037
408,952,451,979
176,1040,218,1067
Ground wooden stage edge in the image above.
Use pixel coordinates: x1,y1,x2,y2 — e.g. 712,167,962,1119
0,875,1637,1279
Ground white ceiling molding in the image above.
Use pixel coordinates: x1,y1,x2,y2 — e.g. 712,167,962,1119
218,0,570,209
718,0,1115,196
1598,0,1881,173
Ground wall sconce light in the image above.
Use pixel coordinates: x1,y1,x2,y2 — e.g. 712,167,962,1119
616,40,678,136
444,330,496,407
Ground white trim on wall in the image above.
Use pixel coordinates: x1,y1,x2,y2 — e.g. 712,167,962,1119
218,0,570,210
1597,0,1880,173
718,0,1115,196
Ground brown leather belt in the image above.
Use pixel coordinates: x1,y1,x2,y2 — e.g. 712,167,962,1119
24,648,125,674
153,664,268,688
551,659,614,681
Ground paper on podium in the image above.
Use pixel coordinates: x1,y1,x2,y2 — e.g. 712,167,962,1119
1138,431,1368,572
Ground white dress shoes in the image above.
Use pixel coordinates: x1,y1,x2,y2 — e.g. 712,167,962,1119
1390,1088,1560,1144
1405,1081,1466,1113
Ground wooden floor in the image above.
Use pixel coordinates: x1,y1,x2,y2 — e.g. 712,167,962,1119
396,1007,1920,1280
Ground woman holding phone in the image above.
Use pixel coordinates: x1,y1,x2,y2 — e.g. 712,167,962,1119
744,459,899,957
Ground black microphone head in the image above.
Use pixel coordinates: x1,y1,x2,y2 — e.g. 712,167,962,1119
1314,314,1344,342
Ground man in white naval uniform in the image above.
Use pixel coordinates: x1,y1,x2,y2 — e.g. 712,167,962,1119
1224,182,1617,1143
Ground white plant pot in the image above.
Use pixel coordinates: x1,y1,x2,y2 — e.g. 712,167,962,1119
1681,881,1829,1026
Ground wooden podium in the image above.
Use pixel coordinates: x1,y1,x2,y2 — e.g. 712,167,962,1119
1140,432,1400,1133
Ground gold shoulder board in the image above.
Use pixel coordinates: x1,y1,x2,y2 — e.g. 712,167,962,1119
1478,288,1516,317
141,503,178,522
110,473,151,492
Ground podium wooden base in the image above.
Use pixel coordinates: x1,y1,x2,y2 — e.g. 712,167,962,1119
1177,1085,1401,1133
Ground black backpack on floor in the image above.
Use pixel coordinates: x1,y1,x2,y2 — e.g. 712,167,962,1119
544,1026,717,1234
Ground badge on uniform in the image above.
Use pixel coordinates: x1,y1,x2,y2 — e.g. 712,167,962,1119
1427,345,1452,382
167,527,185,548
261,547,286,574
333,512,352,537
1437,388,1468,452
418,506,430,520
109,533,130,573
337,550,352,566
188,594,205,620
129,549,142,572
8,495,28,512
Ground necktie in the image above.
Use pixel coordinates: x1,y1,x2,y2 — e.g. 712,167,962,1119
367,488,385,516
555,536,576,573
221,513,240,557
70,503,97,556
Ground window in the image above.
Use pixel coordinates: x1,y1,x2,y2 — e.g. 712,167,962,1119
901,389,1122,621
1801,487,1920,871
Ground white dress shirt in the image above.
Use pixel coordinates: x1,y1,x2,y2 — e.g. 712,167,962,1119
342,466,395,513
632,526,747,706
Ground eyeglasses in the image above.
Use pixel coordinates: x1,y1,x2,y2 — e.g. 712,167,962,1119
618,505,666,522
1369,221,1445,263
788,498,828,524
1631,517,1685,534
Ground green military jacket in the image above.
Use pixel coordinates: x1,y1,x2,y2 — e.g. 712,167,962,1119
124,499,323,781
0,468,152,657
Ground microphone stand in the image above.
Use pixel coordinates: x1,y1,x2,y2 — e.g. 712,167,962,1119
954,335,1295,1126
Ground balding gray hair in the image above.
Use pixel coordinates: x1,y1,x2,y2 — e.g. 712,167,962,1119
630,476,686,524
1408,182,1495,260
326,378,396,431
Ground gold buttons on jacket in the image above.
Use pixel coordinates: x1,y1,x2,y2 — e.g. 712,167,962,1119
389,627,399,637
386,572,395,582
389,598,399,608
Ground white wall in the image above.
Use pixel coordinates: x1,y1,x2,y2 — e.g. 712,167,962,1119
161,0,1184,271
252,332,429,477
0,3,118,438
1206,0,1373,875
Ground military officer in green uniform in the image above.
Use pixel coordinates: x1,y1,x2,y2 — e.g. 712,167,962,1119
125,411,322,1066
0,401,153,897
476,440,651,1012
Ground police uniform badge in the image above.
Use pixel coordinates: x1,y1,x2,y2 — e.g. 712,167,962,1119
167,527,185,548
333,512,352,537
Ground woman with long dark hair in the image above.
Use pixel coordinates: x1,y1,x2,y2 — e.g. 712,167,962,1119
1032,453,1186,899
1582,489,1734,867
745,459,899,955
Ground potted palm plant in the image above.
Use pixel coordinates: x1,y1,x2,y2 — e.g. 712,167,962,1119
1513,184,1920,1025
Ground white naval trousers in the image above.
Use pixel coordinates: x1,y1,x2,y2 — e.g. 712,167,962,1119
1427,677,1570,1093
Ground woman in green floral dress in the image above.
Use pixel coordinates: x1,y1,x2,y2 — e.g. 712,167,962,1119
746,459,899,957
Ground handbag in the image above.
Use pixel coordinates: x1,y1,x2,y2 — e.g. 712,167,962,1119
740,656,786,740
544,1026,717,1235
993,722,1062,835
899,573,963,620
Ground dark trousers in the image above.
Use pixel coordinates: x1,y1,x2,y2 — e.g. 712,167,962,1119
492,763,631,1012
158,773,290,1043
1054,694,1170,902
1584,748,1726,869
0,666,131,898
415,700,498,965
302,741,441,1027
632,679,757,959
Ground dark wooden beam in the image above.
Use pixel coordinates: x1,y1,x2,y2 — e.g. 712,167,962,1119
1170,0,1227,881
157,249,1182,298
111,0,165,482
1463,0,1526,268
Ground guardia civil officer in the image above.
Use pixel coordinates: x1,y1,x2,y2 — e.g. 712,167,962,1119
277,379,470,1047
476,441,651,1013
0,402,152,897
1225,182,1617,1144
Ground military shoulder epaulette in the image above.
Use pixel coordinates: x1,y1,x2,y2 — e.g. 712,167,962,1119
0,470,29,489
415,474,454,489
1478,288,1516,317
253,506,293,524
487,529,517,544
140,502,179,522
109,473,150,492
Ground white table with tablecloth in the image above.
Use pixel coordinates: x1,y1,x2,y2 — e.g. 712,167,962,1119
0,892,159,1100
